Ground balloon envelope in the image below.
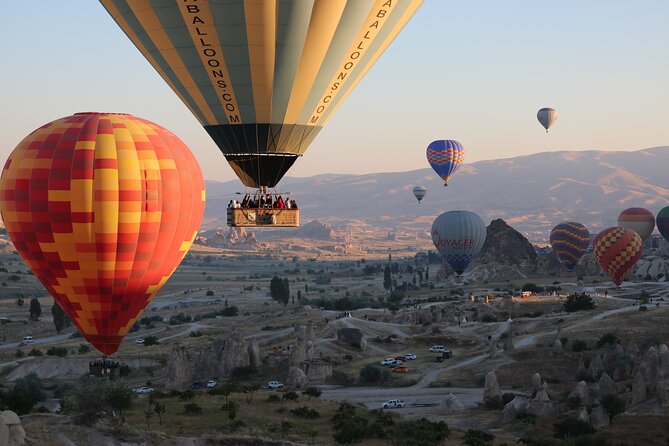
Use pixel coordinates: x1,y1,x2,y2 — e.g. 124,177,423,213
618,207,655,241
656,206,669,243
550,222,590,270
431,210,486,274
0,113,205,355
101,0,423,188
426,140,465,185
412,186,427,203
593,227,642,286
537,107,557,132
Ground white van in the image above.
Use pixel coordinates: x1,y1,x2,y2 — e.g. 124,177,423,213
22,336,34,344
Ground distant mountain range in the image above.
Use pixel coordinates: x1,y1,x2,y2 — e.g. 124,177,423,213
202,147,669,243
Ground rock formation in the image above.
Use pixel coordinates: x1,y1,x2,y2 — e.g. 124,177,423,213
590,403,609,428
597,372,616,399
502,396,530,422
587,354,605,381
553,338,563,355
569,381,589,407
632,372,647,405
531,373,542,395
166,347,195,387
483,371,502,406
527,388,557,418
441,394,465,413
286,367,308,388
0,411,25,446
473,219,538,271
247,341,260,369
640,346,660,393
337,328,367,350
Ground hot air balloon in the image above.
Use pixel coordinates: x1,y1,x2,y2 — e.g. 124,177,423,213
426,140,465,186
656,206,669,243
412,186,427,203
537,107,557,132
593,227,642,286
618,207,655,241
0,113,205,355
101,0,423,191
550,222,590,270
431,211,486,275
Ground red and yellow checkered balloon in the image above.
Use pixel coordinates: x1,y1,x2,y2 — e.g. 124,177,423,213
0,113,205,355
593,227,642,286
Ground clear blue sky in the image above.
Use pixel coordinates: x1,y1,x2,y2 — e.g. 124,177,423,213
1,1,668,182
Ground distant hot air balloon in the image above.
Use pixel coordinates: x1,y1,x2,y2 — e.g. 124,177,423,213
537,107,557,132
656,206,669,243
0,113,205,355
426,140,465,186
593,227,642,286
431,211,486,274
550,222,590,270
412,186,427,203
617,207,655,241
101,0,423,189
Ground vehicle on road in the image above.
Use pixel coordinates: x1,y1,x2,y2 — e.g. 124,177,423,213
206,380,218,388
267,381,284,389
382,399,406,409
404,354,417,360
22,336,34,344
379,358,395,366
428,345,445,353
135,338,145,345
133,386,154,394
392,365,409,373
191,381,203,389
394,355,407,361
388,359,404,367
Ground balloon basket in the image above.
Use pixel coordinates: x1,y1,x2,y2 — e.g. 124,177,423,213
89,357,125,379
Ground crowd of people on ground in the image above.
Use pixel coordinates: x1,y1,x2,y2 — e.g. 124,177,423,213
228,194,297,210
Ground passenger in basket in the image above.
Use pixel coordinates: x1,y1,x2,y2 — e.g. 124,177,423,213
290,199,298,209
241,194,250,208
285,198,291,209
276,196,285,209
227,200,234,208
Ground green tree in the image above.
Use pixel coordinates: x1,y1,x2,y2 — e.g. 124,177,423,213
144,407,153,429
601,394,626,423
29,298,42,321
563,292,595,312
143,336,159,346
222,400,238,421
51,302,70,333
425,267,429,281
16,297,24,307
383,265,392,291
105,380,133,422
297,289,302,303
0,372,44,414
553,417,596,439
153,402,166,425
359,365,389,384
303,387,322,401
270,276,290,306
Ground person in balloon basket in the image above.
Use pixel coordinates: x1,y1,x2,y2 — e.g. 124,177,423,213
275,196,285,209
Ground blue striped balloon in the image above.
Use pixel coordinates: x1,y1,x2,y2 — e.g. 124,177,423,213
431,210,486,274
426,140,465,186
549,222,590,270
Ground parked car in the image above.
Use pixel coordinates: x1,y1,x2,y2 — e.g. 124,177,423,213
382,399,406,409
388,359,404,367
394,355,407,361
403,354,417,360
267,380,285,389
135,338,145,345
22,336,34,344
191,381,203,389
133,386,154,394
435,356,444,363
428,345,445,353
206,380,218,388
379,358,395,366
392,365,409,373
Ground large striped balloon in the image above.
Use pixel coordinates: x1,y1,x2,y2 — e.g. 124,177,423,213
0,113,205,355
657,206,669,243
431,210,486,274
593,227,642,286
426,140,465,186
617,207,655,241
101,0,423,188
550,222,590,270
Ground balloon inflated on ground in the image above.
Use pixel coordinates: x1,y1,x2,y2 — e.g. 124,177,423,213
0,112,205,355
593,227,642,286
101,0,423,190
431,210,486,275
550,222,590,270
426,140,465,186
412,186,427,203
537,107,557,132
617,207,655,241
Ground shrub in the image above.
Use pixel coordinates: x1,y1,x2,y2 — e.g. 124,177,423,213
179,390,195,400
393,418,450,446
303,387,322,400
266,394,281,403
553,417,596,439
481,314,497,323
0,373,44,414
182,402,202,415
463,429,495,446
206,290,214,296
563,292,595,312
596,333,618,348
600,394,625,423
15,349,24,358
572,340,588,352
282,391,299,401
291,405,320,419
46,346,68,357
221,305,239,317
78,344,91,354
143,336,159,346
